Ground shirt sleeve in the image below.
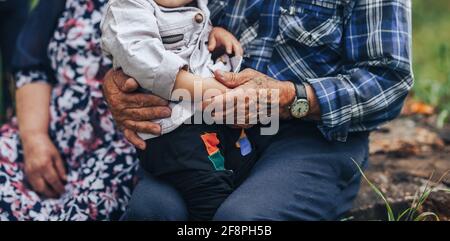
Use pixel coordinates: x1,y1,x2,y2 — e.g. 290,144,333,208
208,0,227,26
305,0,414,142
101,0,188,100
15,70,52,89
12,0,66,88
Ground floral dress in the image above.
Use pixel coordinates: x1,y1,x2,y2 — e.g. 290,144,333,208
0,0,138,221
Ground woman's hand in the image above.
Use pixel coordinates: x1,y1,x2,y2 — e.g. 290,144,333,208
208,27,244,56
102,69,172,150
22,133,67,198
16,82,66,198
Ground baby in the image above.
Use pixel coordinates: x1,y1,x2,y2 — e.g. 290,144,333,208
101,0,255,220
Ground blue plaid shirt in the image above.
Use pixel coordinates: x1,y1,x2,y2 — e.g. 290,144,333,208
209,0,414,142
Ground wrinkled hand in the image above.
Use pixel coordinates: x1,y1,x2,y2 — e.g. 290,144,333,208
202,69,297,128
102,69,172,150
208,27,243,56
22,133,67,199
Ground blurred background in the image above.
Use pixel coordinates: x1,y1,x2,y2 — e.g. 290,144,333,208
412,0,450,128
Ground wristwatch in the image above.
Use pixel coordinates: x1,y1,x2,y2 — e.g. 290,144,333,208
289,81,310,119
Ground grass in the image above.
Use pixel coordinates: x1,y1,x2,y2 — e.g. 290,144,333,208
353,159,450,221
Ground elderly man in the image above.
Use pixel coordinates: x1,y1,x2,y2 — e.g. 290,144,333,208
103,0,413,220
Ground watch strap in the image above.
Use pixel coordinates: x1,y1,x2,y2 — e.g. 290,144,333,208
292,81,307,100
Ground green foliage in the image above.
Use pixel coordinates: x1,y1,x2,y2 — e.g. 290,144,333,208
353,159,450,221
0,52,3,119
412,0,450,125
31,0,39,9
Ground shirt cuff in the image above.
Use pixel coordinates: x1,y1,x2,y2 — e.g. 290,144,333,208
15,69,53,89
306,75,354,142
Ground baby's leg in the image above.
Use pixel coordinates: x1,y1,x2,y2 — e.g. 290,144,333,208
137,124,235,221
161,169,234,221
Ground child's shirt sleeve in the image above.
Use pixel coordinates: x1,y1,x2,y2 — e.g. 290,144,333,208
101,0,187,100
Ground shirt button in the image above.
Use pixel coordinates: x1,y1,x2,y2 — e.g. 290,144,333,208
194,13,204,24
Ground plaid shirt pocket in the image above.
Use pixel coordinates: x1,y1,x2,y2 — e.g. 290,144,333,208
279,0,345,48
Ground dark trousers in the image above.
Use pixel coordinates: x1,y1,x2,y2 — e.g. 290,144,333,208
126,120,370,221
137,124,259,221
0,0,29,118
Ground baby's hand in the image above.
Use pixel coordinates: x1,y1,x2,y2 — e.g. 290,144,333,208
208,27,243,57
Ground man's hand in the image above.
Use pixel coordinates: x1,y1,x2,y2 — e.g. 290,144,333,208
203,69,321,127
103,69,172,150
22,133,67,199
208,27,243,56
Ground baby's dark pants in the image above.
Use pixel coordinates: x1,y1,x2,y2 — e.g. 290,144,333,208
137,124,259,221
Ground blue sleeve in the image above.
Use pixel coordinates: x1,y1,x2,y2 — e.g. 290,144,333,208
208,1,227,26
306,0,413,142
12,0,66,88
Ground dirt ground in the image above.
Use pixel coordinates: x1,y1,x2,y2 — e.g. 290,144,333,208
349,116,450,221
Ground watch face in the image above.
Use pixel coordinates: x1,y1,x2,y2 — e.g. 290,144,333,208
291,99,310,119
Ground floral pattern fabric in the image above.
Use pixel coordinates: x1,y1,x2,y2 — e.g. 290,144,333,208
0,0,138,221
